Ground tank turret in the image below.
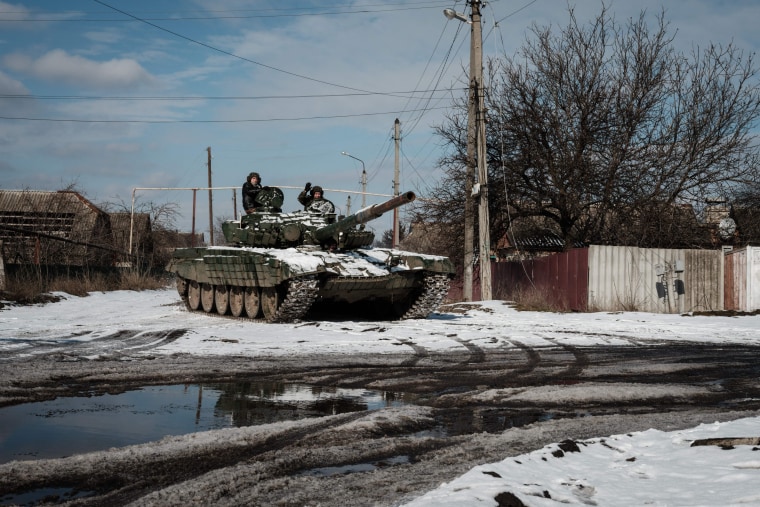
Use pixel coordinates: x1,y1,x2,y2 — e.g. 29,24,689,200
168,186,454,323
312,191,415,247
223,188,415,250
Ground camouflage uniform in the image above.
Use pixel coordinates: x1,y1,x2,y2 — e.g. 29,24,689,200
298,184,324,209
243,172,262,213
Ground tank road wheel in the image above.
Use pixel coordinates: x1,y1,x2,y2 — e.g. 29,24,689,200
244,287,261,319
176,277,188,298
214,285,230,315
200,283,216,313
229,286,245,317
261,286,281,322
187,281,201,311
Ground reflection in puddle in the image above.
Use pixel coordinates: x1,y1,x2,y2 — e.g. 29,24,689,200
0,382,410,464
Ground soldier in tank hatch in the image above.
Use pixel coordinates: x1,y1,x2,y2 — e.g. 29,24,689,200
298,182,322,208
298,183,335,214
243,172,262,214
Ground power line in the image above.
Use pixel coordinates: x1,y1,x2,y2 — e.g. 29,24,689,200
90,0,392,96
0,89,458,101
0,105,451,124
1,2,454,21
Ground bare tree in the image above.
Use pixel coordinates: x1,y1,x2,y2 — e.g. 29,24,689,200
375,224,407,248
101,198,181,269
426,4,760,254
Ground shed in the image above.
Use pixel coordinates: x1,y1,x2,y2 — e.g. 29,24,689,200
0,190,114,268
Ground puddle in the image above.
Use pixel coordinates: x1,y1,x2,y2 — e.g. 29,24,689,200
0,382,411,464
1,487,92,507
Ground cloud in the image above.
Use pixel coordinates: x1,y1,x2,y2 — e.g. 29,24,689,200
3,49,155,89
0,69,27,94
83,29,124,45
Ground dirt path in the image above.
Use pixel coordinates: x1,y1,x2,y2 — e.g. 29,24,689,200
1,339,760,506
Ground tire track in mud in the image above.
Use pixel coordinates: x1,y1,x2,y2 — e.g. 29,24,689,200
541,336,590,379
397,338,430,367
505,339,541,374
452,338,485,363
0,329,188,361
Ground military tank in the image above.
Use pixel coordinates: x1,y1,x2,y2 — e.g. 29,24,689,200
167,186,454,322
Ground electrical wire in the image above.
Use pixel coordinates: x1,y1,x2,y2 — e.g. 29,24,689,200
488,0,540,287
0,104,452,124
91,0,395,96
0,90,453,101
1,2,455,21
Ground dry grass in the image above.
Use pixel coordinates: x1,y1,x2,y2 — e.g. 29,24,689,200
1,269,169,304
499,285,569,312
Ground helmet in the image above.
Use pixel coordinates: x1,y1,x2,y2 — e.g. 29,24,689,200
310,185,323,197
248,172,261,183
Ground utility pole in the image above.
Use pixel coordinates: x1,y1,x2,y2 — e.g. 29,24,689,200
207,146,214,246
444,0,491,301
393,118,401,248
346,195,351,215
361,169,367,208
471,1,491,300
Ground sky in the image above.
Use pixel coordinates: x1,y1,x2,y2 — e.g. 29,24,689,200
1,289,759,505
1,0,760,237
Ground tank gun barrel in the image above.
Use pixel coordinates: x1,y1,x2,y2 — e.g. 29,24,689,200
314,191,415,243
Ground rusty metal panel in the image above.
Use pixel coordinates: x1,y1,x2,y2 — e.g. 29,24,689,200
491,249,588,311
588,245,723,313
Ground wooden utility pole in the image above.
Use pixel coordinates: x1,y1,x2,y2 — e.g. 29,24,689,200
471,1,491,300
207,147,214,246
393,118,401,248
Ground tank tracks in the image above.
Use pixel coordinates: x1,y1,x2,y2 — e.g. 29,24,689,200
399,273,451,320
176,272,450,323
176,276,318,323
269,276,319,322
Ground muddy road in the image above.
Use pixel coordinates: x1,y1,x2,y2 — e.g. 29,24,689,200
2,326,760,506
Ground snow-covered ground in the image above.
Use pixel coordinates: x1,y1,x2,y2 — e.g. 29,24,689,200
1,288,759,506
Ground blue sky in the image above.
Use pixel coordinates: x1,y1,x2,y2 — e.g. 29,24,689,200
1,0,759,235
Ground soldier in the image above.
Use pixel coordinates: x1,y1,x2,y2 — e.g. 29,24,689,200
242,172,262,214
298,183,334,214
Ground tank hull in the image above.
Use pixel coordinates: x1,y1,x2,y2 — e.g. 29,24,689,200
167,245,454,322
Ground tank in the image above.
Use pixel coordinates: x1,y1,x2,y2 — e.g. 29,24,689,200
167,186,455,322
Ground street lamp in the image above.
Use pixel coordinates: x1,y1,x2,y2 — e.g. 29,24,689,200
443,8,471,24
443,0,491,301
341,151,367,208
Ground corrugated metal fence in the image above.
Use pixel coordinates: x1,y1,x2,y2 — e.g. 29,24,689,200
725,246,760,312
490,245,725,313
587,246,722,313
492,249,588,311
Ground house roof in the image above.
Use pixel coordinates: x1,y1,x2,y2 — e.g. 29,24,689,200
0,190,109,243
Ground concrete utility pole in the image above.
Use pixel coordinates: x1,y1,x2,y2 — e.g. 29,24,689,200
207,147,214,246
361,169,367,208
393,118,401,248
